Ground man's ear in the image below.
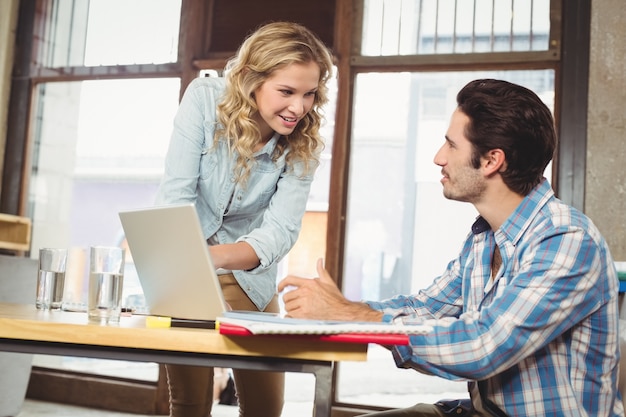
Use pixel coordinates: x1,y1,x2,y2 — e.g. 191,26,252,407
483,149,506,176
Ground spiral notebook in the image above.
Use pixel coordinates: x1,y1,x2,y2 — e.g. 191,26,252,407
216,311,433,345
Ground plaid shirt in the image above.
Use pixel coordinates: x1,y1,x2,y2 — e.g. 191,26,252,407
368,179,623,416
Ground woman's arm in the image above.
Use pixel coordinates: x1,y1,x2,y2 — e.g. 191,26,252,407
237,158,318,272
209,241,259,271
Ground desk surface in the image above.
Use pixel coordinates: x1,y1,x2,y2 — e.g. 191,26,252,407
0,303,367,362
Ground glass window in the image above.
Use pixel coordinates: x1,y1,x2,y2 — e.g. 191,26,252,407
337,69,555,407
362,0,551,56
41,0,181,67
28,77,181,378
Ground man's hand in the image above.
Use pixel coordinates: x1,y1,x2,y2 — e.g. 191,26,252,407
277,259,383,322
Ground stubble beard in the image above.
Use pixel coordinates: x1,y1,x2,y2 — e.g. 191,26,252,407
442,165,486,204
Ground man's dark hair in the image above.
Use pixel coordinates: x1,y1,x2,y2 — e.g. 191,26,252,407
456,79,557,196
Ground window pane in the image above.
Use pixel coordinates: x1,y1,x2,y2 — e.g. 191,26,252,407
337,69,554,408
362,0,551,56
43,0,181,67
28,78,180,379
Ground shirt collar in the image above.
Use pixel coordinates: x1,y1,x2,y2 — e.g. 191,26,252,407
253,132,281,157
470,178,555,243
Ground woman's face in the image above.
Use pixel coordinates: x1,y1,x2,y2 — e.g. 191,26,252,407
252,61,320,143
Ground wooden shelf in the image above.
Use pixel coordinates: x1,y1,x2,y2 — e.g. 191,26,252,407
0,213,31,251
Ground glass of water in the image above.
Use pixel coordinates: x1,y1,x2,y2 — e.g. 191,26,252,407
88,246,125,324
36,248,68,310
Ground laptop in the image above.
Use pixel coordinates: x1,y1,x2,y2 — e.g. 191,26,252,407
119,203,228,323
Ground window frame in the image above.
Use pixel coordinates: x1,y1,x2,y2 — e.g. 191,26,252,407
328,1,589,411
1,0,591,414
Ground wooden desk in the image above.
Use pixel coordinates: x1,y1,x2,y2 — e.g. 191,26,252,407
0,303,368,416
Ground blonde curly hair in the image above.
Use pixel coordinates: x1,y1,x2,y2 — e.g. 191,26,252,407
216,21,334,184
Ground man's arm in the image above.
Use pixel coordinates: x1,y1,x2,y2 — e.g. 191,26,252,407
278,258,384,322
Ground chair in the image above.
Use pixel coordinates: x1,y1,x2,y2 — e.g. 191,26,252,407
0,254,37,417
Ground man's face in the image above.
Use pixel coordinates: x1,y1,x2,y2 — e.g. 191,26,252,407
433,109,486,203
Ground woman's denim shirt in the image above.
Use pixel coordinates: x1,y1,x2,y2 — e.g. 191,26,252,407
155,77,317,311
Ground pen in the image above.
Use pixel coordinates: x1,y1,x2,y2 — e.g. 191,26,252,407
171,318,216,329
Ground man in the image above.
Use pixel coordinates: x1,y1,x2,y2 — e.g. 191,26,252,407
278,79,623,417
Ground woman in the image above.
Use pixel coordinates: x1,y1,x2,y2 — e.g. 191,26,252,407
155,21,334,417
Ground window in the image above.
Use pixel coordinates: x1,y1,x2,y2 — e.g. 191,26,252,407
29,76,181,377
362,0,551,55
39,0,180,67
332,0,559,409
338,70,554,407
4,0,577,413
26,0,182,383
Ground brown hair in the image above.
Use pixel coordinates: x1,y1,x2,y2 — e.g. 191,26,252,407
457,79,557,195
